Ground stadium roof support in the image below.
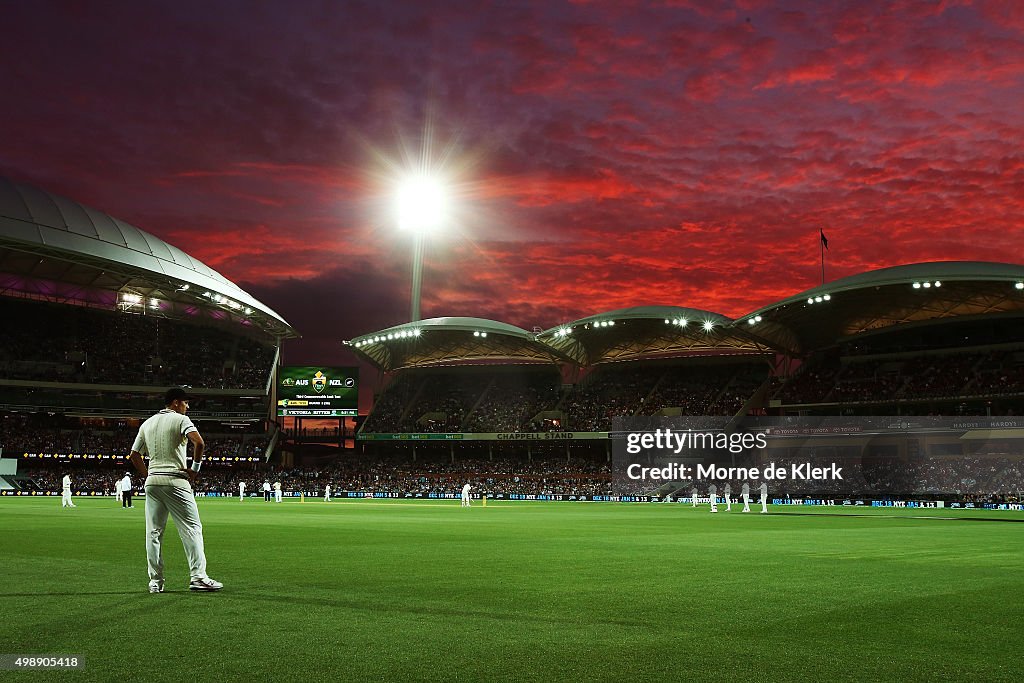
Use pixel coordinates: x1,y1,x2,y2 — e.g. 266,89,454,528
538,306,778,364
0,177,296,339
736,261,1024,354
347,317,576,371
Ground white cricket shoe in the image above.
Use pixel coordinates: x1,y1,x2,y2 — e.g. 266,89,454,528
149,580,164,594
189,577,224,592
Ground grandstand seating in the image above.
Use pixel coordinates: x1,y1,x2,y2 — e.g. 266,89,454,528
0,297,275,389
362,361,770,433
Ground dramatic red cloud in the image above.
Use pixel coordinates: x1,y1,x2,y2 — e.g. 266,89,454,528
1,0,1023,367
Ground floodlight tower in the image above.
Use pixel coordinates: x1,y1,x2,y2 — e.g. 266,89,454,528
396,175,446,322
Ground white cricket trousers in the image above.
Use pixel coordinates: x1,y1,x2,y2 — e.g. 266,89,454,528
145,476,209,582
61,491,73,507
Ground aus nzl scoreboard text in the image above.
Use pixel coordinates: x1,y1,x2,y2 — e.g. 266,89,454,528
277,366,358,417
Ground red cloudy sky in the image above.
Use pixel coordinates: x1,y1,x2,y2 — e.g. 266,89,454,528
2,0,1023,364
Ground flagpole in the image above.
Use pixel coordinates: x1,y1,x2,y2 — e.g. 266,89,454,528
820,234,825,285
819,228,828,285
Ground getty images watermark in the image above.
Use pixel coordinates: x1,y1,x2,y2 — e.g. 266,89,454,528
624,428,843,481
611,415,1024,499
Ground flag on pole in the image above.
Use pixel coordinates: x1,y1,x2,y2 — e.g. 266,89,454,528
820,229,829,250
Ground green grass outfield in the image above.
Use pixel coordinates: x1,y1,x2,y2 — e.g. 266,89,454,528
2,497,1022,682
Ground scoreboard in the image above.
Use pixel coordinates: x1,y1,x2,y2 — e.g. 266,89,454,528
277,366,358,417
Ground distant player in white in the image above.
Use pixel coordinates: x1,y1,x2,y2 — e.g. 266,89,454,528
263,480,271,502
61,474,75,508
274,481,282,503
238,480,246,502
759,482,768,514
120,473,134,508
708,483,718,513
723,483,732,512
691,486,698,507
461,483,471,507
741,483,750,512
324,483,331,502
114,477,123,505
128,386,222,593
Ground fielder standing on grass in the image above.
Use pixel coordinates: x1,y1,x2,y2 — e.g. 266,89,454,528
61,473,75,508
759,481,768,513
128,386,223,594
741,482,750,512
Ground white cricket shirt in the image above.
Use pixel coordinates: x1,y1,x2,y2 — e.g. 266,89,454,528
131,409,198,475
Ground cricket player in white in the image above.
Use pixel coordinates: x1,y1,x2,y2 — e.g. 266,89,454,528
324,483,331,502
759,482,768,514
120,472,134,508
461,483,471,507
238,480,246,501
274,481,282,503
723,483,732,512
691,486,698,507
128,387,222,593
61,474,75,508
741,483,750,512
708,483,718,513
114,477,123,505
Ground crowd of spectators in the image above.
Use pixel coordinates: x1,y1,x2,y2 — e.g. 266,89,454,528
462,373,560,432
0,297,275,389
363,370,564,433
1,413,268,459
19,457,614,498
777,348,1024,405
362,363,774,434
562,366,656,431
17,452,1022,502
748,453,1023,502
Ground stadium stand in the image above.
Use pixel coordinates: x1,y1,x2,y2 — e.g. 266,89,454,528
0,176,294,482
4,175,1023,505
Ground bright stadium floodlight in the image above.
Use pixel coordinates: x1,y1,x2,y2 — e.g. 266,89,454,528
703,321,714,332
397,174,448,322
397,175,446,234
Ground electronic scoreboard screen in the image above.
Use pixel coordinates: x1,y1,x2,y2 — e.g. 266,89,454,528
277,366,358,417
